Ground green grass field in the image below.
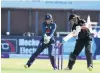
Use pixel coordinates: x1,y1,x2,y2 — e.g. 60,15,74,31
1,58,100,73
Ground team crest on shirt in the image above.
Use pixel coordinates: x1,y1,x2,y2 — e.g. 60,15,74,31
46,25,51,33
46,28,50,33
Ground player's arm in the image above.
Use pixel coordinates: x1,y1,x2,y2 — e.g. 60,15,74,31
79,19,92,33
42,23,49,44
45,23,56,42
42,23,46,36
44,23,56,44
73,26,81,36
50,23,57,38
63,26,81,42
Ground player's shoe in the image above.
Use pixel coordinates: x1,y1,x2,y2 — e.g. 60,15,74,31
64,66,71,70
53,66,57,70
24,65,28,69
88,66,93,71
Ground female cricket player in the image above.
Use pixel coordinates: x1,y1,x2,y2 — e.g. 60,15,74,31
64,14,93,71
24,13,57,70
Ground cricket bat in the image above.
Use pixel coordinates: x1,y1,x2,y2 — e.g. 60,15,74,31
63,32,74,42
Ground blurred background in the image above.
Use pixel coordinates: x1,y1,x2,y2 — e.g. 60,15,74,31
1,0,100,73
1,0,100,36
1,0,100,60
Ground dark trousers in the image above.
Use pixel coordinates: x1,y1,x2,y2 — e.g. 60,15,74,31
68,39,93,69
26,38,56,68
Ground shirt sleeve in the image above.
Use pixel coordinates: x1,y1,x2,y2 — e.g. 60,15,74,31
73,26,81,35
50,23,57,37
79,19,86,26
42,23,46,36
72,24,76,31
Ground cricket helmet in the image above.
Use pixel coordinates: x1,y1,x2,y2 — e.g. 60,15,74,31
45,13,53,20
69,14,80,21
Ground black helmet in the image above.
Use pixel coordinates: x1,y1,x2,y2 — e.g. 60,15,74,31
69,14,79,21
45,13,53,20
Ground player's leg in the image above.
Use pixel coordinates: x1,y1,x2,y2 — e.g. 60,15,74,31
85,40,93,71
25,41,46,68
65,40,84,70
48,44,57,70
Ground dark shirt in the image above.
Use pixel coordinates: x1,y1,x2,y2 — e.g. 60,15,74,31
72,19,92,40
42,22,57,38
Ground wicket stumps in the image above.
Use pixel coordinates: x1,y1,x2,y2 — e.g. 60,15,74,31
55,43,63,70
